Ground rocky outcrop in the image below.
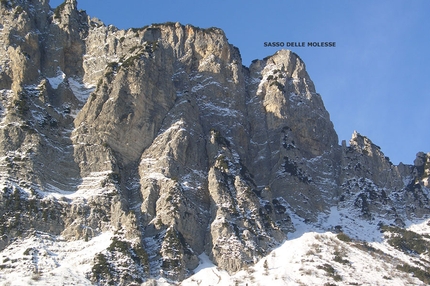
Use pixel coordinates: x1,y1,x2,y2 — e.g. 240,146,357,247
0,0,429,284
338,132,430,224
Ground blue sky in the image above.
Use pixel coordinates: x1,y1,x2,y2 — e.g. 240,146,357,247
50,0,429,165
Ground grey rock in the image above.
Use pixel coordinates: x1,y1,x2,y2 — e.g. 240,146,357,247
0,0,429,284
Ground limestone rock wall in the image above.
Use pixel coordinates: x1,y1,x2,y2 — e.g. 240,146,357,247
0,0,429,283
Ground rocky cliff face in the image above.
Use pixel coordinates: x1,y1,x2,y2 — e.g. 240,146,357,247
1,0,429,284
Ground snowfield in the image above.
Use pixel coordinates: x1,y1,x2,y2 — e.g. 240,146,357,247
178,211,430,286
0,231,113,286
1,207,429,285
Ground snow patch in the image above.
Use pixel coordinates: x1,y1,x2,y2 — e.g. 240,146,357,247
47,69,65,89
40,171,116,200
191,80,222,93
199,102,241,118
0,231,113,286
68,77,96,103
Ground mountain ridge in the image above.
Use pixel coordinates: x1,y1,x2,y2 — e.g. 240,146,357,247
0,0,429,285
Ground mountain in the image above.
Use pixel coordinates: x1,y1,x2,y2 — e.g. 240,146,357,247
0,0,429,285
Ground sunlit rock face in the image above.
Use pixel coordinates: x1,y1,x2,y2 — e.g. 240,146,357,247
0,0,428,283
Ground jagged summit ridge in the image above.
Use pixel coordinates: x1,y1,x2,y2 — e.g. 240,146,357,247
0,0,429,284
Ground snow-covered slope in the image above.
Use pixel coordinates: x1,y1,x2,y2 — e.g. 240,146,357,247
0,231,113,285
180,212,430,286
2,212,430,285
1,1,430,285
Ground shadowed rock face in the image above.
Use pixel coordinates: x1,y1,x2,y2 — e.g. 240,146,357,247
0,0,429,283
